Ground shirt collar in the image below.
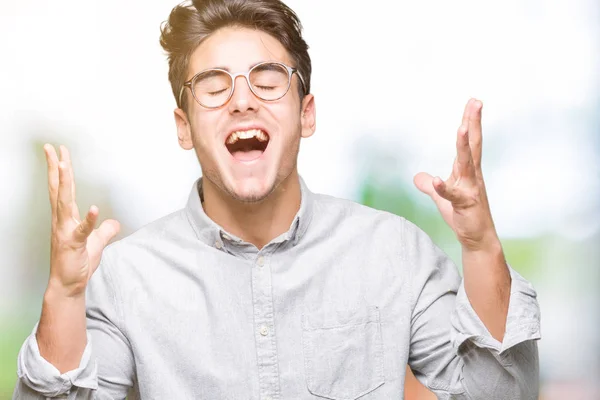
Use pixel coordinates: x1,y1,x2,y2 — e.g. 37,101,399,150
185,176,314,247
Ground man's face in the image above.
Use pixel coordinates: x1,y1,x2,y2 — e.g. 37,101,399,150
175,27,315,203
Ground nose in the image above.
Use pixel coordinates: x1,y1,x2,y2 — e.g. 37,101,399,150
228,75,259,115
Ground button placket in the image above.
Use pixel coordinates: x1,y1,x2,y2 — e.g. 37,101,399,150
251,252,280,399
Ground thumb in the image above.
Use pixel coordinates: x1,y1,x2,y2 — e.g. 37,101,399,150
95,219,121,249
413,172,435,196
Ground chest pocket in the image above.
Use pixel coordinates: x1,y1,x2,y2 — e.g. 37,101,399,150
301,306,385,400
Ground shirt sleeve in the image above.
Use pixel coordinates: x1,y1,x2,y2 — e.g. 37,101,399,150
13,325,97,399
402,218,541,400
13,250,135,400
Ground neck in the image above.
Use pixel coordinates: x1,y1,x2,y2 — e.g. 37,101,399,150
201,170,302,249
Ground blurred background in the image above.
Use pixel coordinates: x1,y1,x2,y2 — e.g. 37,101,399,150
1,0,598,398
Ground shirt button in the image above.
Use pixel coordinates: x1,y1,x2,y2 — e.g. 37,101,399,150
259,325,269,336
215,241,223,249
222,234,231,241
264,397,273,400
256,256,265,267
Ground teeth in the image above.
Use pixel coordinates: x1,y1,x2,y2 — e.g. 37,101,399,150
226,129,268,145
256,130,268,141
226,132,238,144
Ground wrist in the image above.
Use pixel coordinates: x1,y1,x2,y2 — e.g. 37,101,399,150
462,236,507,274
45,279,87,302
460,229,502,253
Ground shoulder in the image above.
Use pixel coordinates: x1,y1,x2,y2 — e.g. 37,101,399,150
310,192,409,238
310,192,442,252
101,207,193,266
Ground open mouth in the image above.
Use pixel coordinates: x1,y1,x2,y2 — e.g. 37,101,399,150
225,128,270,162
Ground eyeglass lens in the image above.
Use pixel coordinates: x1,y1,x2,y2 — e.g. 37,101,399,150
193,63,290,108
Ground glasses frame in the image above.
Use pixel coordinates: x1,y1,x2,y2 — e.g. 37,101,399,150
178,61,307,109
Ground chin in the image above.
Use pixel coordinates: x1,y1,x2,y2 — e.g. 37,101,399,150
225,176,277,204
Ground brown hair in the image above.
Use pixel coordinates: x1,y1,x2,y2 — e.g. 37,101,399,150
159,0,312,111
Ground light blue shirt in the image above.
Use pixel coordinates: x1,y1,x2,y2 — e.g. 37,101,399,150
14,177,541,399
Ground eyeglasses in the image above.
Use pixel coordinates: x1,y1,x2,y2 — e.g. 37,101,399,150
179,61,307,109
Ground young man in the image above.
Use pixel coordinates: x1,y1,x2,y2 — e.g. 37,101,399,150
14,0,540,399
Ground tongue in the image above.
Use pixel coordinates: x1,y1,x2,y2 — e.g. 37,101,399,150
232,149,263,162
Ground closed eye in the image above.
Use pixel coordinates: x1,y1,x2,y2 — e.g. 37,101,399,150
208,88,228,96
256,86,277,91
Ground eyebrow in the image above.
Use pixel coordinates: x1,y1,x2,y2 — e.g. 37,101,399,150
206,61,277,72
210,66,231,72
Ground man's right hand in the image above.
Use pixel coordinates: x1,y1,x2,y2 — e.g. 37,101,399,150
45,144,120,297
36,144,120,373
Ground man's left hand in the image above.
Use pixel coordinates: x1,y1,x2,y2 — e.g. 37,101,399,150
413,98,500,252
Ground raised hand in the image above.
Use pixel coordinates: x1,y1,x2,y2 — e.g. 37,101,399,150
413,99,499,252
45,144,120,297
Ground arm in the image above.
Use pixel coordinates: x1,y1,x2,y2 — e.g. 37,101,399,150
410,99,541,397
13,145,132,399
414,98,516,342
36,287,88,375
14,251,136,400
404,219,540,400
461,240,510,342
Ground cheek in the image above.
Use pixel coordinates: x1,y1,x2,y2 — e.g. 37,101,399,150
270,102,302,136
190,112,221,151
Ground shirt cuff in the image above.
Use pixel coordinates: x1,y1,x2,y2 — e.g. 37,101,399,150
450,265,541,355
16,323,98,397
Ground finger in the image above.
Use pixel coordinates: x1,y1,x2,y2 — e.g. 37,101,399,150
415,172,452,210
434,176,482,210
44,144,59,219
461,98,474,128
59,145,80,217
468,99,483,169
73,205,99,242
429,177,460,219
433,176,460,203
95,219,121,249
59,145,76,201
61,146,79,218
455,124,475,178
56,161,74,225
413,172,435,196
86,219,120,275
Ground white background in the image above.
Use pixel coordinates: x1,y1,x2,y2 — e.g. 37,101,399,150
1,0,598,394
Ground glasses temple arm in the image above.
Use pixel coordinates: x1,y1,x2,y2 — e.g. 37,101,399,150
178,83,189,109
295,71,307,95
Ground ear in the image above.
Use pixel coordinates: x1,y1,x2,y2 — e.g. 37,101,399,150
174,108,194,150
300,94,316,139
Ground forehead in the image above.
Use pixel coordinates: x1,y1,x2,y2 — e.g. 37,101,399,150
188,27,292,78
